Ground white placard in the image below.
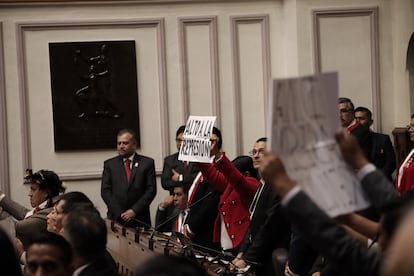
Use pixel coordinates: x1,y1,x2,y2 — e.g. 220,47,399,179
178,116,216,163
267,72,369,217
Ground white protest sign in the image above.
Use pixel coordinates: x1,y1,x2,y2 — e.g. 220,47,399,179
267,72,369,217
178,116,216,163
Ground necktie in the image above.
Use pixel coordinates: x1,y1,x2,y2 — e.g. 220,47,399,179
175,210,188,233
25,207,40,219
125,159,131,182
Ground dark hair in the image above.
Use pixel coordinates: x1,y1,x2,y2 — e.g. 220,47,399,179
176,125,186,138
24,169,65,208
232,155,258,179
338,97,355,111
0,228,22,276
134,255,207,276
64,206,106,262
27,233,72,269
212,127,222,150
411,114,414,119
59,191,94,214
256,137,267,143
117,128,138,143
172,182,190,196
354,106,373,121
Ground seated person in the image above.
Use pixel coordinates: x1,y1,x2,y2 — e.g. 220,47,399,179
17,191,95,265
155,183,189,233
25,233,73,276
231,138,291,276
48,191,94,235
62,205,118,275
0,169,65,249
259,130,404,275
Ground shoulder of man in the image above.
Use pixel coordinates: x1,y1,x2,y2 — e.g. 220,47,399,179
373,131,391,139
104,155,122,164
135,153,154,162
164,152,179,162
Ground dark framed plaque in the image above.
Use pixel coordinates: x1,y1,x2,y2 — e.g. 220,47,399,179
49,40,140,151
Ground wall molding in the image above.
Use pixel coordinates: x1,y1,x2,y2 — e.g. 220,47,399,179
0,22,10,195
178,16,221,127
0,0,267,7
59,169,163,181
313,7,381,130
15,18,169,181
231,14,270,155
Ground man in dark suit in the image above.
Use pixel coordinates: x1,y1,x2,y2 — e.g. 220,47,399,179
182,127,222,252
231,138,291,276
161,125,199,193
101,129,156,228
259,130,401,276
63,206,118,276
338,99,379,222
354,106,396,181
155,183,189,233
338,98,372,160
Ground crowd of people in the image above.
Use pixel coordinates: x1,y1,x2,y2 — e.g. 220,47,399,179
1,97,414,276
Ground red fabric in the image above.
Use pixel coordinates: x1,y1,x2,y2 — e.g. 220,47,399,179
175,217,179,232
196,153,260,248
25,206,41,219
188,174,203,205
396,153,414,195
347,120,360,132
125,159,131,182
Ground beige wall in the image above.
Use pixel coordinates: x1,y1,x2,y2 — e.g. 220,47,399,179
0,0,412,224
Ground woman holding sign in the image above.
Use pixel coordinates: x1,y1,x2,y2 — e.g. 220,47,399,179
194,130,260,254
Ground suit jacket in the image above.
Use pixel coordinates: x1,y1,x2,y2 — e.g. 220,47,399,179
283,169,398,276
161,152,199,192
286,191,382,276
241,184,291,276
101,153,156,227
196,153,259,249
396,148,414,194
0,197,51,250
351,123,373,161
370,132,396,181
155,204,180,233
239,184,282,253
185,179,220,252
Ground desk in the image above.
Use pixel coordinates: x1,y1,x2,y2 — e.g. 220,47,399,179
106,219,246,276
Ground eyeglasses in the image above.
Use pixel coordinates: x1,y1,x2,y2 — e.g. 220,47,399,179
339,108,352,114
249,148,265,157
175,138,184,142
407,125,414,131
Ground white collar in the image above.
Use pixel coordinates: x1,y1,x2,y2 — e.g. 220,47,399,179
72,263,90,276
